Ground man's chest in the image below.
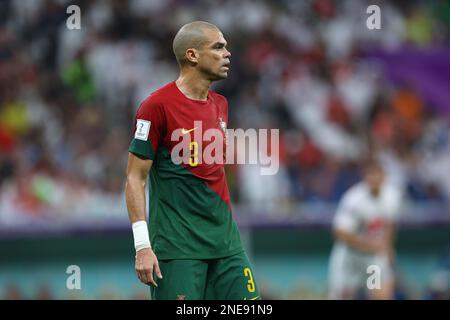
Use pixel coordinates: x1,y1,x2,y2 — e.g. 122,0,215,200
162,104,227,144
356,196,391,234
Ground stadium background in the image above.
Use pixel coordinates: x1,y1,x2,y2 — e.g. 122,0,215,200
0,0,449,299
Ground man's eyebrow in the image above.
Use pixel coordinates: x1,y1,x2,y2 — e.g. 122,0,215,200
212,41,227,47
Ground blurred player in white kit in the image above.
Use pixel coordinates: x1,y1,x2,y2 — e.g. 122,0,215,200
328,160,403,300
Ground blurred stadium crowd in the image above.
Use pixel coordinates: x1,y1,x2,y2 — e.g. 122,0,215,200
0,0,449,225
1,0,450,301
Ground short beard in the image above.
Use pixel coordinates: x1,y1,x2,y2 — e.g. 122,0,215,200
199,66,227,81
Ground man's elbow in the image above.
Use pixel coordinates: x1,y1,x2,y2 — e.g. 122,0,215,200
125,173,146,190
333,228,352,242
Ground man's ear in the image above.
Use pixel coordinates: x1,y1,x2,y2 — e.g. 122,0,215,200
185,48,198,64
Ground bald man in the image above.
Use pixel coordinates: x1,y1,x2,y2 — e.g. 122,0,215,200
125,21,260,300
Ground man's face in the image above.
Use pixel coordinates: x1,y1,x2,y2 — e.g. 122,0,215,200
365,166,384,195
196,29,231,81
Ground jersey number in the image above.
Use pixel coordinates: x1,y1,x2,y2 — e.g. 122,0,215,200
244,267,256,293
189,141,199,167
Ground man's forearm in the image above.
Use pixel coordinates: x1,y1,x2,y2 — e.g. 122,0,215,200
125,177,147,223
334,229,382,254
126,176,152,251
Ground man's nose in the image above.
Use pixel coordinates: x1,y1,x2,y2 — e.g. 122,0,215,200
224,49,231,58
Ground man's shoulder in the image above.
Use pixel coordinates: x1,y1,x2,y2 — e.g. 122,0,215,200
381,183,403,202
342,182,367,203
382,183,401,195
140,82,175,108
209,90,228,105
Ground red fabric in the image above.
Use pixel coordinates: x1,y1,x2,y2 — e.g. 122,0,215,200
327,95,350,126
0,128,15,153
136,82,232,212
299,138,322,168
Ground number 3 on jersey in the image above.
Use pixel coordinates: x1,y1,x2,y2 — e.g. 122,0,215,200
189,141,199,167
244,267,256,293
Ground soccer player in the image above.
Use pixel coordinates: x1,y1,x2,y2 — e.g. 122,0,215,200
125,21,260,300
328,160,403,300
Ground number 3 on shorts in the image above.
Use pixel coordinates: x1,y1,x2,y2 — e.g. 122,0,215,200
244,267,256,293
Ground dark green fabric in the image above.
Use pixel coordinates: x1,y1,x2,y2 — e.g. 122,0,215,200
129,140,243,260
204,251,260,300
129,138,155,160
148,146,243,260
151,251,260,300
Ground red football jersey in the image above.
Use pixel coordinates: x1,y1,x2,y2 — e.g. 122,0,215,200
129,82,242,260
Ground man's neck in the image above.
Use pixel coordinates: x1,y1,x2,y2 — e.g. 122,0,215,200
176,72,211,101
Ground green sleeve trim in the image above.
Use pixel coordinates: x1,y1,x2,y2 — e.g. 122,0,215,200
128,138,155,160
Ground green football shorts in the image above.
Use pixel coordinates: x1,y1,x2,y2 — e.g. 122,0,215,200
150,250,260,300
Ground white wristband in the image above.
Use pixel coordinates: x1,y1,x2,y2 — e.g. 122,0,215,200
132,220,151,252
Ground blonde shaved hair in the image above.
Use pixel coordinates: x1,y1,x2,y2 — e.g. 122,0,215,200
172,21,219,66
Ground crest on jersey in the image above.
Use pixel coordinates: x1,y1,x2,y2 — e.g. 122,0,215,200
219,117,228,145
219,117,227,134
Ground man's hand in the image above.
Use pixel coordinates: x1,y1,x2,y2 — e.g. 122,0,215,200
135,248,163,287
364,237,395,262
335,229,393,255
